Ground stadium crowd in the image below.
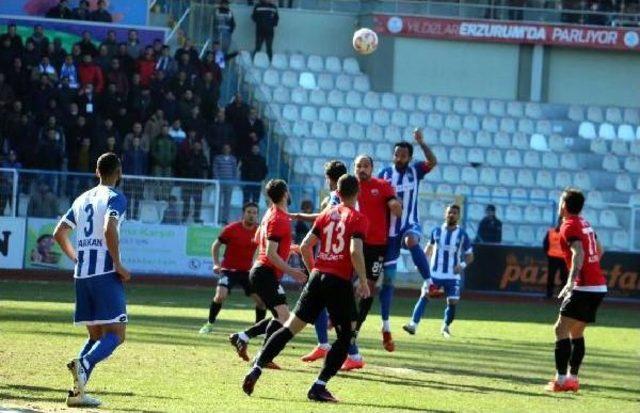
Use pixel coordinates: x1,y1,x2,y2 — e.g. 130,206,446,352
0,23,269,222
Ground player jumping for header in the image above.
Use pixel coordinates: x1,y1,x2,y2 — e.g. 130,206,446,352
242,174,370,402
53,152,131,407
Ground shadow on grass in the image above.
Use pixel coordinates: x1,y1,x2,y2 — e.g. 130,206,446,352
255,395,448,412
2,384,178,400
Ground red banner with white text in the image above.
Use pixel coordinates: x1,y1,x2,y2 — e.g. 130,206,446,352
373,14,640,52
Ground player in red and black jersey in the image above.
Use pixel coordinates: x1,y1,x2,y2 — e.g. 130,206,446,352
229,180,307,365
199,202,266,334
546,188,606,393
242,174,370,402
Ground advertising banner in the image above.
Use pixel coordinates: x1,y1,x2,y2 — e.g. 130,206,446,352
373,14,640,52
0,217,26,269
467,244,640,299
24,217,75,271
0,0,149,26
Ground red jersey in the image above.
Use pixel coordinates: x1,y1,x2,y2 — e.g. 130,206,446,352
218,221,258,272
312,205,369,280
357,177,396,246
255,205,292,279
560,215,606,291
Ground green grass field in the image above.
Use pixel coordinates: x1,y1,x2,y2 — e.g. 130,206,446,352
1,279,639,413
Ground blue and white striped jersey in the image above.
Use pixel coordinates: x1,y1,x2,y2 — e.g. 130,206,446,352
328,190,340,207
378,162,432,237
62,185,127,279
429,224,473,280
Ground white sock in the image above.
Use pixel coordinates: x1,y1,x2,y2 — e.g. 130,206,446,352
314,379,327,386
318,343,331,350
239,332,249,342
556,373,567,384
349,353,362,361
382,320,391,332
408,321,417,328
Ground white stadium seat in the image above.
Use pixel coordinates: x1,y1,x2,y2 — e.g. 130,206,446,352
536,170,554,189
486,149,503,167
327,90,344,107
516,169,535,187
357,142,374,156
391,111,408,127
307,55,324,72
523,151,541,168
409,112,427,128
353,75,370,92
461,167,479,185
549,134,567,152
517,226,536,245
440,129,457,146
499,118,516,133
504,150,522,167
488,100,506,117
589,138,607,155
272,53,288,69
299,72,317,89
384,125,402,142
289,54,306,70
435,96,452,113
578,121,597,139
618,124,636,141
254,51,270,68
624,156,640,173
417,95,434,112
449,147,466,164
494,132,511,148
517,118,534,134
317,73,334,90
560,153,578,169
285,137,301,155
555,171,572,188
468,203,485,221
482,117,499,133
567,106,584,122
442,165,461,183
503,224,517,243
463,115,480,131
623,108,639,124
311,121,328,138
263,69,279,87
273,87,290,104
375,143,392,160
363,92,380,109
325,56,342,73
605,107,622,124
335,74,352,91
615,174,633,192
319,107,336,123
282,104,299,121
454,185,472,196
512,132,529,150
598,122,616,139
348,124,365,140
345,90,363,108
302,138,319,156
343,57,360,74
599,210,619,228
536,120,552,135
498,169,516,186
507,101,524,118
574,172,592,191
320,140,337,157
632,140,640,156
427,113,444,129
373,109,390,127
525,102,543,119
366,124,384,141
586,106,604,123
382,93,398,110
436,184,453,195
399,94,415,111
542,152,559,169
453,97,470,115
471,98,488,116
476,131,493,147
529,133,549,152
511,188,528,205
473,185,491,198
336,108,354,124
458,130,476,147
602,154,620,172
612,230,630,250
339,141,356,158
329,122,346,140
432,146,448,163
300,106,318,122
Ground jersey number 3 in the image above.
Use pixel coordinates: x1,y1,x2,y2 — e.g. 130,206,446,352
84,204,94,237
322,220,345,254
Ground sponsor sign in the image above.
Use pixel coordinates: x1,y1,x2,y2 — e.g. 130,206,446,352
0,0,149,25
0,217,26,269
373,14,640,52
467,244,640,299
24,218,75,270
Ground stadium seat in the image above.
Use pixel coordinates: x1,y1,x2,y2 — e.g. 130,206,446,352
289,54,306,70
473,185,491,199
357,142,374,156
602,154,620,172
470,98,487,116
511,188,528,205
325,56,342,73
285,137,301,155
439,129,456,146
292,88,310,105
458,130,476,147
343,57,360,74
523,151,541,168
311,158,326,175
499,118,516,133
409,112,427,128
502,224,517,243
599,210,619,228
612,230,630,250
319,107,336,123
273,87,290,104
598,122,616,140
517,226,536,245
461,167,479,185
511,132,528,150
435,96,452,113
529,133,549,151
399,94,415,111
345,90,363,108
486,149,503,167
617,124,635,141
476,131,493,147
605,107,623,124
385,125,402,142
329,122,347,139
373,109,390,127
381,93,398,110
615,174,633,192
302,138,319,156
554,171,572,188
468,203,485,221
317,73,334,90
536,120,552,135
453,98,470,115
282,104,299,121
299,72,318,89
506,101,524,117
442,165,461,183
436,184,453,195
363,92,380,109
480,168,498,186
428,113,444,129
488,100,505,117
612,140,629,157
541,152,559,169
271,53,288,70
337,108,354,124
462,115,480,131
578,121,597,139
522,205,543,224
306,55,324,72
353,76,370,92
254,52,270,68
254,85,272,103
417,95,434,112
525,103,543,119
498,169,516,187
589,138,608,155
348,124,365,140
624,156,640,173
355,109,372,126
548,134,567,152
504,150,522,167
574,172,592,191
320,140,337,157
560,153,578,169
517,118,534,134
300,106,318,122
311,121,328,138
431,146,448,163
628,193,640,206
391,111,408,127
335,74,352,92
429,200,446,219
366,124,383,141
238,50,252,68
632,140,640,156
375,143,392,160
536,170,555,189
482,117,499,133
567,106,584,122
623,107,639,124
637,126,640,140
327,90,344,107
339,141,356,158
517,169,535,187
449,147,466,164
586,106,604,123
294,158,311,174
264,69,281,87
454,185,472,196
587,190,605,208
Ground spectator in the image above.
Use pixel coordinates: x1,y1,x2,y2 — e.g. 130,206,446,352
31,74,56,116
106,57,129,96
27,181,59,218
76,31,98,58
0,72,15,111
155,45,177,76
102,83,124,119
137,47,156,87
96,44,111,73
294,200,314,244
46,0,73,19
0,150,22,213
78,54,104,94
96,135,121,161
22,40,41,72
240,144,268,204
127,30,142,59
213,143,238,224
200,51,223,85
176,53,198,81
162,195,181,224
36,128,65,178
197,71,221,119
543,219,569,299
178,89,198,120
5,60,26,99
91,0,113,22
252,0,279,61
168,119,187,144
150,124,177,177
100,30,118,58
225,92,250,129
29,25,50,56
184,106,206,139
207,107,234,155
96,117,121,148
161,90,178,122
71,0,91,20
116,42,135,73
145,109,166,141
0,24,24,55
174,38,199,65
236,107,265,157
123,122,150,152
210,40,238,71
121,136,148,219
180,141,209,223
476,204,502,243
50,38,68,69
59,54,80,89
214,0,236,53
9,114,38,168
78,83,99,117
152,38,164,57
171,70,193,99
75,136,94,173
0,37,15,71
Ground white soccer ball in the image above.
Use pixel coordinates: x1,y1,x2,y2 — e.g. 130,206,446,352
352,28,378,55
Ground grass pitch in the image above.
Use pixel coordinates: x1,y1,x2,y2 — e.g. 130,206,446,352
1,279,639,413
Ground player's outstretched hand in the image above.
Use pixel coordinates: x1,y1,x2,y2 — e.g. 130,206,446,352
356,281,370,299
288,267,307,283
558,282,573,299
413,127,424,144
115,263,131,282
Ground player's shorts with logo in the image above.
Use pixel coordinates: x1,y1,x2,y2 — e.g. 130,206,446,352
363,244,386,281
218,270,253,296
384,223,423,266
249,265,287,309
294,270,358,327
422,277,461,300
75,272,127,325
560,290,606,323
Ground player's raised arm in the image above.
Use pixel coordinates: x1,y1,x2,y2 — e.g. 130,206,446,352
300,231,318,273
53,221,77,263
414,128,437,170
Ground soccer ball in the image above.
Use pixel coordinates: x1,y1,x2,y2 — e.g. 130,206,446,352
352,28,378,55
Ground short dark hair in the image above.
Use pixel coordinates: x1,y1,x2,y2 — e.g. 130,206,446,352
96,152,121,178
242,202,258,211
265,179,288,204
394,141,414,157
337,174,359,199
562,187,585,214
447,204,461,212
486,204,496,212
324,160,347,183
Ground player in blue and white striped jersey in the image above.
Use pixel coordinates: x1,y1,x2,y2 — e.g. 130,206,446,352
376,128,437,349
403,204,474,338
53,152,131,407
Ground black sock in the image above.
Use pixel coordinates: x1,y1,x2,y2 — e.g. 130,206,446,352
318,323,352,382
555,338,572,375
256,327,293,368
255,307,267,323
208,302,222,323
569,337,585,376
245,317,271,339
356,296,374,331
262,319,283,347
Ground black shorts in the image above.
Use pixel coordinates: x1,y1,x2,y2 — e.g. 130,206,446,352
217,270,252,296
249,265,287,310
560,290,606,323
364,244,386,281
294,270,358,327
